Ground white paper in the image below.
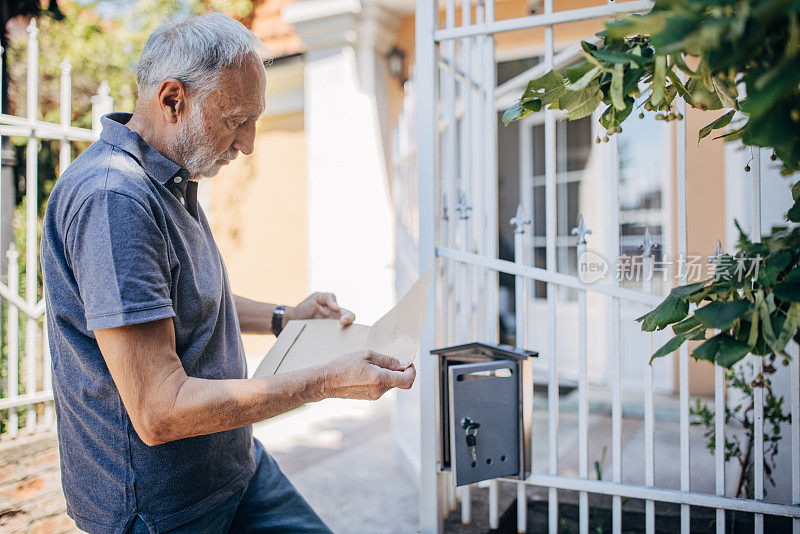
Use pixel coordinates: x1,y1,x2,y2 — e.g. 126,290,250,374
253,271,430,377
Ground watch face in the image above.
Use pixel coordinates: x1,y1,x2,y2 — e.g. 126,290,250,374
272,306,285,336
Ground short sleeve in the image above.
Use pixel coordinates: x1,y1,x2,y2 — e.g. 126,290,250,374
65,190,175,330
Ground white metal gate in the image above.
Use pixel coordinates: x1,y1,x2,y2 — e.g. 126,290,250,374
0,19,112,437
414,1,800,533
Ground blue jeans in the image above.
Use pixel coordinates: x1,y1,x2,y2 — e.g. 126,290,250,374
128,440,332,533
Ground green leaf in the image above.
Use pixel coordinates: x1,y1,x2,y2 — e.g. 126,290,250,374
637,294,690,331
747,307,760,347
695,332,752,367
757,249,792,286
773,280,800,302
693,335,721,362
521,100,542,112
569,65,603,91
590,48,650,68
699,60,714,93
605,13,667,39
698,110,736,142
792,181,800,202
666,68,694,105
762,302,800,356
686,75,723,110
694,300,751,330
715,333,751,368
558,83,603,120
611,64,626,111
521,70,566,106
670,53,695,76
650,55,666,107
778,302,800,349
671,281,709,297
650,335,686,363
673,315,707,341
565,61,593,84
712,76,739,109
673,315,702,336
788,196,800,223
600,98,634,130
502,102,531,125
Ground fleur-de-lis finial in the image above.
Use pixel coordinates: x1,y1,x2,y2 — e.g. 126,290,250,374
639,227,659,257
27,19,38,39
60,56,72,74
6,242,18,261
455,191,472,220
571,214,592,245
708,240,724,263
509,203,531,234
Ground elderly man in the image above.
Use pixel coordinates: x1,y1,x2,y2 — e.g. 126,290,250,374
40,12,415,534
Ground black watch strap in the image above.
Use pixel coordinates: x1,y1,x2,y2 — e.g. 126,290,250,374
272,305,286,336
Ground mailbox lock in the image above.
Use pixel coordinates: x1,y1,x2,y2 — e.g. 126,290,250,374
461,417,481,464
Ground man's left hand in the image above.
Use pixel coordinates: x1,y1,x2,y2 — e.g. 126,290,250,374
287,293,355,326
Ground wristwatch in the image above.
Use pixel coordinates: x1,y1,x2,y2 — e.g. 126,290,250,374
272,305,286,336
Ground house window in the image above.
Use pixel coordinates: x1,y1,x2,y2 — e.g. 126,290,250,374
496,59,671,346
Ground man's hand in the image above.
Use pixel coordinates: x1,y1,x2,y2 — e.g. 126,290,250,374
288,292,355,326
321,350,416,400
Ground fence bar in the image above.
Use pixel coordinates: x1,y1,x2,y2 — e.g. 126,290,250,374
458,1,473,525
791,341,800,534
513,474,800,517
642,237,656,534
675,78,690,534
751,149,764,534
433,0,652,40
59,57,72,176
512,204,531,533
457,196,471,523
415,0,441,529
443,0,459,518
482,0,497,346
573,215,591,534
542,0,559,529
714,361,726,533
6,245,19,434
436,247,664,305
0,115,95,142
0,390,53,411
607,115,622,534
25,19,40,432
474,3,501,527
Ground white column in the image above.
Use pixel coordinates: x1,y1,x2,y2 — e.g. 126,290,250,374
284,0,399,326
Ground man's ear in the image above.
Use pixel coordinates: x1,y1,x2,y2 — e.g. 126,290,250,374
157,79,186,124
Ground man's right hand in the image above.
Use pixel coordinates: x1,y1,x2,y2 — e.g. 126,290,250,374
321,350,416,400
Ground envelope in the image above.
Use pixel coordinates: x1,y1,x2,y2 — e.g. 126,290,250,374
252,271,430,377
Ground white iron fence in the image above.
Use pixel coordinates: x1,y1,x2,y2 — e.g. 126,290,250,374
0,19,112,437
411,1,800,533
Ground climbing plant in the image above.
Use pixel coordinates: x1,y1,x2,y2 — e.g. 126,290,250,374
504,0,800,367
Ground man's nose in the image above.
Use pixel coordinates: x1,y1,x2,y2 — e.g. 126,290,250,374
233,121,256,155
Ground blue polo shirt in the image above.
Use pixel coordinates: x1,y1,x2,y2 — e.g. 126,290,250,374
41,113,255,533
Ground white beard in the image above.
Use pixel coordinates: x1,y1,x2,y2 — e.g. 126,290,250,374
174,105,237,180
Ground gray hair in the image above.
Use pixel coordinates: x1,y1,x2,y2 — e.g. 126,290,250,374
136,12,266,100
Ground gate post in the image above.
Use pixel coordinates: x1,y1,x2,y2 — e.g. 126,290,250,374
416,0,442,532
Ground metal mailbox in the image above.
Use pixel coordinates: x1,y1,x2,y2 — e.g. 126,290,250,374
432,343,537,486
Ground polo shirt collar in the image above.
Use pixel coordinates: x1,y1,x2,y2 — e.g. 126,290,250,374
99,112,187,185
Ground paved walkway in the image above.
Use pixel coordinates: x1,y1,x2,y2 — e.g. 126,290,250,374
252,393,419,534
